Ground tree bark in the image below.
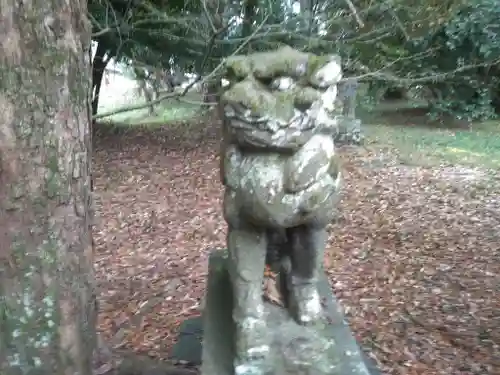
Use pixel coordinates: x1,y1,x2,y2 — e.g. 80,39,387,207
0,1,95,375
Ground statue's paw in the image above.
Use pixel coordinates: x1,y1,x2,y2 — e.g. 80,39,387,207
291,285,323,325
234,318,272,375
235,317,270,363
234,358,273,375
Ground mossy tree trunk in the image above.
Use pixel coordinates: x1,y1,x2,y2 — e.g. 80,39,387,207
0,0,95,374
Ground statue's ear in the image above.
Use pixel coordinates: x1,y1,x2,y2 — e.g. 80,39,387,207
313,57,343,88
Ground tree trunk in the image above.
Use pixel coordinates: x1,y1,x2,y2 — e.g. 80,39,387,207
0,0,95,375
203,81,220,104
300,0,314,34
134,68,156,116
144,85,156,116
92,42,110,117
202,0,225,106
242,0,257,53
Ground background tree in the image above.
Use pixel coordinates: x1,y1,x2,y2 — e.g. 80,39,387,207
0,0,95,374
86,0,500,124
87,0,204,117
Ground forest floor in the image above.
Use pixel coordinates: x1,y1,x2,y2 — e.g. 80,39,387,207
92,106,500,375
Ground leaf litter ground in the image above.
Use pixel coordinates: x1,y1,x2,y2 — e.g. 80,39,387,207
93,118,500,375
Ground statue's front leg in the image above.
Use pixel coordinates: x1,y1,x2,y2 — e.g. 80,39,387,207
225,193,270,374
288,225,327,325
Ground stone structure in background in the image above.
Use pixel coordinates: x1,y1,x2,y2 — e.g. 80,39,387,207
336,78,362,145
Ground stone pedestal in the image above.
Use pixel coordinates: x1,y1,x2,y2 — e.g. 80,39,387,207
171,250,380,375
335,117,362,146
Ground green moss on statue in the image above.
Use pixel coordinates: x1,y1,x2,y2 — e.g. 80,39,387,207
223,46,336,86
222,79,296,122
304,55,332,80
292,86,321,108
224,55,253,80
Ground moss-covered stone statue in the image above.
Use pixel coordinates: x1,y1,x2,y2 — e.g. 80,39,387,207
220,46,342,375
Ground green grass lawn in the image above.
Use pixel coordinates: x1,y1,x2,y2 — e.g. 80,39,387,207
359,105,500,169
97,92,203,126
363,121,500,169
97,91,500,170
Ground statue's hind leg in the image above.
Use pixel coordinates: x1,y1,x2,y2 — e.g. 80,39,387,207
287,224,327,325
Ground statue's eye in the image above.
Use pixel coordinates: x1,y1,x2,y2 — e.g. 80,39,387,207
270,77,295,91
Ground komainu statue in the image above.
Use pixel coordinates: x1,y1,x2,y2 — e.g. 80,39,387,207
220,46,342,374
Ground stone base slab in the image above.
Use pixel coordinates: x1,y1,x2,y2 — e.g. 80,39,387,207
171,250,380,375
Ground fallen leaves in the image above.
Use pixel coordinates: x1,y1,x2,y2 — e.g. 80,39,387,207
263,265,284,307
328,148,500,375
93,117,500,375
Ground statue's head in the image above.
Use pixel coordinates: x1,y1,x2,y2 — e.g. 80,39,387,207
220,48,343,148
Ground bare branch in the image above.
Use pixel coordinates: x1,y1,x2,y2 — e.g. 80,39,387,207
350,57,500,85
387,3,410,41
201,0,217,33
92,27,111,37
344,0,364,28
93,10,270,120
